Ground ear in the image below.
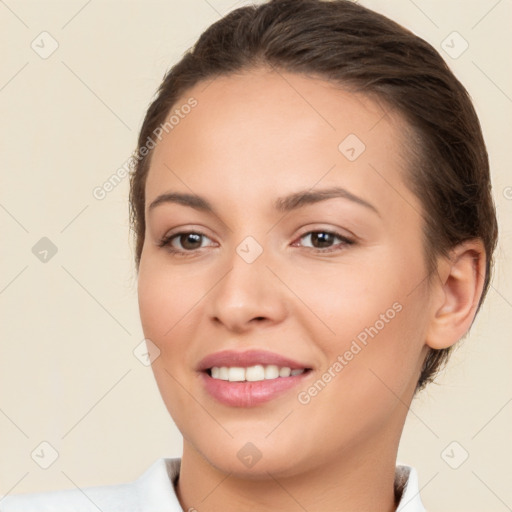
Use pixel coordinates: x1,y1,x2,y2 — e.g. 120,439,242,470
426,239,487,350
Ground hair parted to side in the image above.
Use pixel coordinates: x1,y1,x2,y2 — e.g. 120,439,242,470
129,0,498,393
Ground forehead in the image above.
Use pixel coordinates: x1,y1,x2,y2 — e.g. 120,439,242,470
145,67,418,221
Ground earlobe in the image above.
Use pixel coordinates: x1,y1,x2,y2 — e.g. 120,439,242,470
426,239,486,350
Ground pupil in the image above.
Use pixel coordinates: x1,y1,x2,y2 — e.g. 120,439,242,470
182,233,202,250
313,232,333,248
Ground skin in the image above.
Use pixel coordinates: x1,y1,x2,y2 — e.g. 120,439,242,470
137,67,485,512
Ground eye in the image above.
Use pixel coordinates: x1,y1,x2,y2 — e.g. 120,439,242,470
294,230,354,253
158,231,215,256
158,229,354,257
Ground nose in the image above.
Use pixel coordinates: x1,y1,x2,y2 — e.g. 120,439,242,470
207,242,289,334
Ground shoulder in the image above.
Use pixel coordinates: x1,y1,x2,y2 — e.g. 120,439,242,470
0,458,182,512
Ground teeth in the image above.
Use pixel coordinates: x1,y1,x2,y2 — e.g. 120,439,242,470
265,365,279,379
279,367,291,377
228,367,246,382
209,365,306,382
246,364,265,381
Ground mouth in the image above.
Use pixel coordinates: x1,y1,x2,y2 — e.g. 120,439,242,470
197,350,313,407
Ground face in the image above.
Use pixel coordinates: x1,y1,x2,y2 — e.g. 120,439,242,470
137,67,433,478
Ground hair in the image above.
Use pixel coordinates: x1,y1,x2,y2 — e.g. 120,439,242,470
128,0,498,393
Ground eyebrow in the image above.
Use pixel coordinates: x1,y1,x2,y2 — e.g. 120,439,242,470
148,186,380,217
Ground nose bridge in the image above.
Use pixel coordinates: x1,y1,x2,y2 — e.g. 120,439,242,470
208,233,287,330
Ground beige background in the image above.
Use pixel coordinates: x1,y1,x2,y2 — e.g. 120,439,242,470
1,0,511,510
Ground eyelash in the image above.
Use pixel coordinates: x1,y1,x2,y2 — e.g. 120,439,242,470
157,229,355,257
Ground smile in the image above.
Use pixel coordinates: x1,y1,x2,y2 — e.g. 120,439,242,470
197,349,313,407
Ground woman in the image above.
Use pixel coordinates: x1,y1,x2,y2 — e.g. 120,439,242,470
1,0,498,510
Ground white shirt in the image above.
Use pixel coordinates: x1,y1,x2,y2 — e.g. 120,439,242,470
0,458,426,511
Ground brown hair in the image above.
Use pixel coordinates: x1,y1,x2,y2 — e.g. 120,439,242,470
129,0,498,392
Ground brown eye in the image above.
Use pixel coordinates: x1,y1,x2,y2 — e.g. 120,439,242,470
177,233,203,250
298,231,352,250
309,232,336,248
158,231,214,254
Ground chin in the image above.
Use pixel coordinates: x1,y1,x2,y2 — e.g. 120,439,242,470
192,434,312,479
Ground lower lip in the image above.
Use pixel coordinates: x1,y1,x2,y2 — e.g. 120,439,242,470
200,371,310,407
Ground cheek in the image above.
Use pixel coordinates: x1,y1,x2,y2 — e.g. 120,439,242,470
137,266,168,340
295,297,427,444
283,254,402,342
137,258,196,339
137,257,214,380
137,260,200,419
295,244,428,385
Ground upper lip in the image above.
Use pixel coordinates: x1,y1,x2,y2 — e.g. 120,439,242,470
197,349,311,372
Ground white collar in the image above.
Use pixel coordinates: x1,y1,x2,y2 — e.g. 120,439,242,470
394,463,427,511
149,458,426,511
0,457,426,511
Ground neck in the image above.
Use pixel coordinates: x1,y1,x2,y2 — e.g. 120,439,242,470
175,426,402,512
